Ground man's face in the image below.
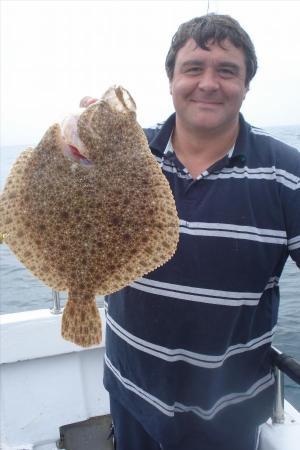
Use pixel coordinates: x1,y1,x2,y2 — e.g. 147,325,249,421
169,38,249,134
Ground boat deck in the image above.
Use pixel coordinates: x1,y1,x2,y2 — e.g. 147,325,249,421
57,415,114,450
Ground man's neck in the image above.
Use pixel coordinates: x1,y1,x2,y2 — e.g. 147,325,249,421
171,117,239,178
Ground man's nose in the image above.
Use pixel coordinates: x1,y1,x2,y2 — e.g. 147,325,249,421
197,69,219,91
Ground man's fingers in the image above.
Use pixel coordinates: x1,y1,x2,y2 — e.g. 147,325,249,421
79,96,99,108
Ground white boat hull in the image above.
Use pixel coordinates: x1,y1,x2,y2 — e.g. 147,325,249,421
1,308,299,450
0,308,109,449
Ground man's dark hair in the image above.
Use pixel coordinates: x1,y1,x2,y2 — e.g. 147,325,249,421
165,14,257,86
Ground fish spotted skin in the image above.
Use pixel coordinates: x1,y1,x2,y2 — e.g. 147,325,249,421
0,86,179,347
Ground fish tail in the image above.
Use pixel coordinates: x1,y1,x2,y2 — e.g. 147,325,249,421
61,292,102,347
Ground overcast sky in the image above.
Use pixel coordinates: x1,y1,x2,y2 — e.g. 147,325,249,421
1,0,300,146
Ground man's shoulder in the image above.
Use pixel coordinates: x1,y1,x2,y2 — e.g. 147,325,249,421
245,122,300,171
142,114,176,151
248,124,298,153
143,122,165,145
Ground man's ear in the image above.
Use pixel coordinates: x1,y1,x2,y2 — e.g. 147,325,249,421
169,80,173,95
243,83,250,99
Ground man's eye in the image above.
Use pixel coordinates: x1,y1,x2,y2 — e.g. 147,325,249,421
186,67,201,73
219,68,235,77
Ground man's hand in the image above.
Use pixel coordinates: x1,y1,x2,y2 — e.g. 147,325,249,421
79,96,99,108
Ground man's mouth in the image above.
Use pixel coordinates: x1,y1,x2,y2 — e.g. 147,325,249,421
191,99,222,105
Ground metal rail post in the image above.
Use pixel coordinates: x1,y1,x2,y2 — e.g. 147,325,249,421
51,290,62,314
272,364,285,424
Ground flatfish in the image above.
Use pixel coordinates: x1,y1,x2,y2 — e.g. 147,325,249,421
0,86,179,347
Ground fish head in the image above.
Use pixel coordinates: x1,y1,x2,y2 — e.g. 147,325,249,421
36,86,139,167
75,85,139,163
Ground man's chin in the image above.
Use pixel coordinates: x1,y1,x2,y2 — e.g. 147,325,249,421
189,118,224,132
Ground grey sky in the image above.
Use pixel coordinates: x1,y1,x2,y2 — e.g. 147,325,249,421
1,0,300,146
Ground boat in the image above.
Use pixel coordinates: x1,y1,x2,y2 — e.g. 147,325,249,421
1,294,300,450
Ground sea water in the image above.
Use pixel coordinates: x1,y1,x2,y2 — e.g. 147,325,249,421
0,125,300,410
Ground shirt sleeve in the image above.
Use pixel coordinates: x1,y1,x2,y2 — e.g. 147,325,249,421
282,151,300,268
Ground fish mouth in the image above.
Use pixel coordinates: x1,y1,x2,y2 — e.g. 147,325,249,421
60,111,93,167
102,85,136,113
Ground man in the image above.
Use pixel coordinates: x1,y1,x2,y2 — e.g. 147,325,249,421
84,14,300,450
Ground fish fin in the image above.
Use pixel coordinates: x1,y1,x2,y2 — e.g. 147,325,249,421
61,294,102,347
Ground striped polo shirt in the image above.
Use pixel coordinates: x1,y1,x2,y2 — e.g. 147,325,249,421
103,113,300,445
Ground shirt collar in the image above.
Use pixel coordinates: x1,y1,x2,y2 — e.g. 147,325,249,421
164,135,235,159
148,112,249,165
162,130,236,169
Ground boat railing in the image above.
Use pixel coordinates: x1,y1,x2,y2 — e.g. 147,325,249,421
271,346,300,424
51,289,63,314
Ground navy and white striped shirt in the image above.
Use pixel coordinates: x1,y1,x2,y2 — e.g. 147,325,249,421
103,113,300,445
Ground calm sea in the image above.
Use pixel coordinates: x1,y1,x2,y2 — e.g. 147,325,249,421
1,125,300,411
